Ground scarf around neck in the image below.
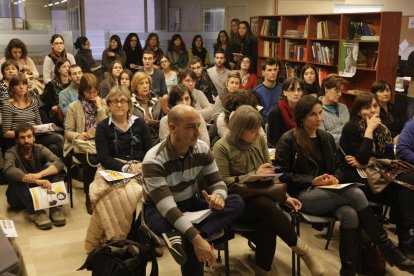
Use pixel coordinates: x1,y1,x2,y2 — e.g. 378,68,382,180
357,118,392,155
81,99,98,132
48,50,68,65
278,99,296,130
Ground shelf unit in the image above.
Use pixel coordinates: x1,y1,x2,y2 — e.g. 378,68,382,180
254,12,402,106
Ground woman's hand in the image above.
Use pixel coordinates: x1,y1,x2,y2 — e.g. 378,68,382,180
312,173,339,187
366,114,381,132
92,96,102,109
107,51,115,57
77,132,89,141
345,155,366,168
285,196,302,212
256,163,275,175
127,163,142,174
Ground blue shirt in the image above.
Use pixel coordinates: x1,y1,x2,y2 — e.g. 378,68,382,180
254,82,282,121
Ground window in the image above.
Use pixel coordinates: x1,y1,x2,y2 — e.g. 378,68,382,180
203,8,224,32
334,4,383,13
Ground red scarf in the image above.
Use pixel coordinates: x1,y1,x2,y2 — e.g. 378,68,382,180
278,99,296,129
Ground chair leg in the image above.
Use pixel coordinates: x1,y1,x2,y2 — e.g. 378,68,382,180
65,156,73,208
325,221,336,250
224,239,230,276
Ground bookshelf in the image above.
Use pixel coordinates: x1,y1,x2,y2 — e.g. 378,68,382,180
254,12,402,107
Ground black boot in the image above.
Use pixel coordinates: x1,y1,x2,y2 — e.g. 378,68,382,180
358,206,414,273
399,228,414,260
339,227,359,276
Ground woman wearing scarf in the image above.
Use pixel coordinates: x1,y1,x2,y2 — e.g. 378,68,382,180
43,34,76,84
166,34,188,71
339,92,414,260
268,77,304,147
64,73,107,214
131,72,162,144
319,74,350,144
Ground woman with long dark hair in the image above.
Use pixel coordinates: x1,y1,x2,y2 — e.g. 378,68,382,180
99,60,123,98
102,35,126,73
41,58,71,126
43,34,76,84
268,77,304,146
188,35,210,67
123,33,143,73
339,92,414,259
213,30,231,69
143,33,164,67
230,21,258,71
167,34,188,70
0,38,39,80
74,36,97,74
300,64,321,96
276,95,414,275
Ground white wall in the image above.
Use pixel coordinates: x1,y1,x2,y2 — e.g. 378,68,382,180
278,0,412,15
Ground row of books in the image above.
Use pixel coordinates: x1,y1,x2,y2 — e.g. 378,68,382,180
261,19,281,37
316,20,338,39
311,42,337,65
348,20,378,40
356,49,379,69
284,40,307,61
262,41,280,58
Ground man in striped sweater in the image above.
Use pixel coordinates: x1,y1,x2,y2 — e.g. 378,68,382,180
142,104,244,275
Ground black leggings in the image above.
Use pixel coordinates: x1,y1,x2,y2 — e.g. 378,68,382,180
237,196,297,271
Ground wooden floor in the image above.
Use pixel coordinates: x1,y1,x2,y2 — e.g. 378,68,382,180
0,183,410,276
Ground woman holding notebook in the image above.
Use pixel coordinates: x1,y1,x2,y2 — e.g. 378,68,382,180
213,105,326,276
275,95,414,275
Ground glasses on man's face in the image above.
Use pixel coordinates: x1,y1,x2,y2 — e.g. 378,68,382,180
288,88,303,93
110,99,129,105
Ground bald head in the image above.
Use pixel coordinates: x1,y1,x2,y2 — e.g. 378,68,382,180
168,104,199,124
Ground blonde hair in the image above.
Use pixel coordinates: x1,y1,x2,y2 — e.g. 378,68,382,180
228,105,262,144
131,72,153,98
106,86,133,117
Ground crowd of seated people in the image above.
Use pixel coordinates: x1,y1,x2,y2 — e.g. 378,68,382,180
2,26,414,276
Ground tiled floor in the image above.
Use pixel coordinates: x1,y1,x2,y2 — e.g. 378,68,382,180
0,184,410,276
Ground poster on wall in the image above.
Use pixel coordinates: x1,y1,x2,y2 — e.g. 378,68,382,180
339,40,359,77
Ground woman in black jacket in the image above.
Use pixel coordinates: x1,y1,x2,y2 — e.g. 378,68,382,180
339,92,414,259
276,95,414,275
74,36,97,73
230,21,258,72
123,33,143,73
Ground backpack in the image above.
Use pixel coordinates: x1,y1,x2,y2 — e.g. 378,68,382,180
78,239,158,276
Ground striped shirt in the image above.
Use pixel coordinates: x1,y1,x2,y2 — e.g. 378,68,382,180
142,137,227,241
58,82,79,115
2,100,41,134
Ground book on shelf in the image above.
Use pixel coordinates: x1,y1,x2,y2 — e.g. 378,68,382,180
303,17,309,38
284,30,304,38
311,42,337,64
262,41,280,58
284,40,307,61
356,49,368,68
372,50,379,69
317,68,329,85
316,20,338,39
260,19,280,36
251,17,259,36
348,20,377,40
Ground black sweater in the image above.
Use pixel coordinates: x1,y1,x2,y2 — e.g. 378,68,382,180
96,116,153,171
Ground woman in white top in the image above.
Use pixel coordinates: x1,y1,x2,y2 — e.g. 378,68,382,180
0,38,39,81
43,34,76,84
159,55,177,93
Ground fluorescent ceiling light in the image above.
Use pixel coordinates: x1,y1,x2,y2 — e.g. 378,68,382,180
334,4,383,13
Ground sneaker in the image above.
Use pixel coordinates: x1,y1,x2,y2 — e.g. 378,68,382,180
33,210,52,230
50,206,66,226
162,231,187,265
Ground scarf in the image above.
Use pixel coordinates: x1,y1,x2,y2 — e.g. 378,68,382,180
82,99,98,132
48,50,68,65
172,44,184,55
278,99,296,130
192,47,207,65
357,118,392,156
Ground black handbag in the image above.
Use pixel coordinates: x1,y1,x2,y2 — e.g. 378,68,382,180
228,178,287,202
78,239,158,276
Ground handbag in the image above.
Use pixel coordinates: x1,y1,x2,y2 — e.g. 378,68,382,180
79,239,158,276
72,139,97,155
228,177,287,202
365,159,414,194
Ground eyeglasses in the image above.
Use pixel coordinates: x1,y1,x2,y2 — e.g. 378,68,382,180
53,42,64,45
287,88,303,93
110,99,129,105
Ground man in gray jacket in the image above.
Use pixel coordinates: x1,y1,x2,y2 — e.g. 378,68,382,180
4,123,65,230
